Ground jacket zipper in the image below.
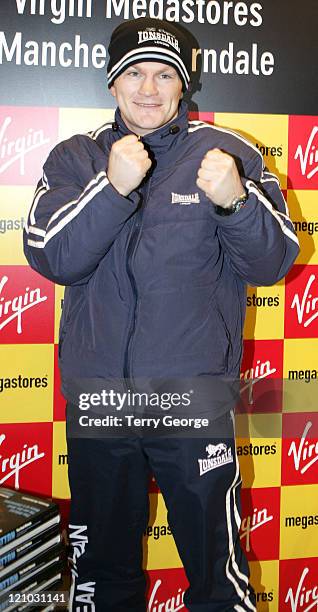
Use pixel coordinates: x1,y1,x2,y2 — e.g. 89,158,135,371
123,178,152,385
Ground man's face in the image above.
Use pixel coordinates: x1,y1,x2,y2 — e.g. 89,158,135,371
110,62,183,136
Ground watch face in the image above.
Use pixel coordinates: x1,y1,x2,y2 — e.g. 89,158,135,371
215,195,247,216
230,191,248,212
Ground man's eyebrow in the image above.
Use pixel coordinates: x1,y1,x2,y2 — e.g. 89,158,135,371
156,67,177,74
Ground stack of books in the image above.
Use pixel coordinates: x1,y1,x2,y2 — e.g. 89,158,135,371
0,487,64,611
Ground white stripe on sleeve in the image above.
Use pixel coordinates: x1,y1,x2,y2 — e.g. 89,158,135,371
27,172,109,249
188,122,264,168
246,180,299,247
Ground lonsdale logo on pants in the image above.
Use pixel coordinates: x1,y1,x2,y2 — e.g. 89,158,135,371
198,443,233,476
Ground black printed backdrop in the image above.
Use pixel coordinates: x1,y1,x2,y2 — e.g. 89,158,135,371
0,0,317,114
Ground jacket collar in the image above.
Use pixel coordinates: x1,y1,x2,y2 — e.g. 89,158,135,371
112,101,189,162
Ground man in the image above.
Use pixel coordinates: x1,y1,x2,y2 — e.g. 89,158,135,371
23,17,299,612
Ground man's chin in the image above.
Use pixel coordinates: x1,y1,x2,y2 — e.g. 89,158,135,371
122,107,177,135
129,118,168,135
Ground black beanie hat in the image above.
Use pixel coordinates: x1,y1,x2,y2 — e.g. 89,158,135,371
107,17,192,91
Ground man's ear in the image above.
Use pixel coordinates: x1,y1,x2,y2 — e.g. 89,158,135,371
110,85,116,98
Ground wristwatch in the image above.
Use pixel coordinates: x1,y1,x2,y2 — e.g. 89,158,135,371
214,191,248,216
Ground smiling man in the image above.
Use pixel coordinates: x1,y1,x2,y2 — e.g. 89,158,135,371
24,16,299,612
110,62,183,135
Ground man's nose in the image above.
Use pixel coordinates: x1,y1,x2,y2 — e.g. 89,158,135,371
138,76,158,96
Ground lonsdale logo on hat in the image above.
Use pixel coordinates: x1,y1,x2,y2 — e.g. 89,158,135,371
137,28,181,53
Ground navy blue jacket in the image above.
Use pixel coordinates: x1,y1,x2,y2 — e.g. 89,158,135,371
23,102,299,386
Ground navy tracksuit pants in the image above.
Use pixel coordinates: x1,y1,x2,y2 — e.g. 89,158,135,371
66,408,256,612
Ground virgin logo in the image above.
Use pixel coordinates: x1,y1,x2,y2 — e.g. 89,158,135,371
294,126,318,180
240,359,277,404
0,115,50,176
0,275,47,334
285,567,318,611
288,421,318,475
148,579,185,612
291,274,318,328
240,507,273,552
0,433,45,489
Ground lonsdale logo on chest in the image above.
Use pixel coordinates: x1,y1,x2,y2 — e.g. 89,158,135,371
171,192,200,205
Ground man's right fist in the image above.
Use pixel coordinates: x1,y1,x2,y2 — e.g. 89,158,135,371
107,135,152,196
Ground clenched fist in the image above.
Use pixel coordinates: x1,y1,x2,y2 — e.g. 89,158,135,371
107,135,152,197
196,148,245,208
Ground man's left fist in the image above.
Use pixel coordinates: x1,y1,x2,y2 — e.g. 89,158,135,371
196,148,245,208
